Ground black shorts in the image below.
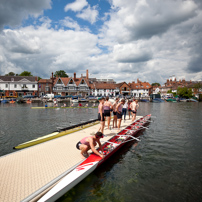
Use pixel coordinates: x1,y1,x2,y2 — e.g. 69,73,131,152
132,110,136,114
104,110,111,117
98,113,105,121
128,108,132,111
113,111,117,116
76,141,82,150
117,111,122,119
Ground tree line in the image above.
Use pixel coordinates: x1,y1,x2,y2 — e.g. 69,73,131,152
4,70,69,81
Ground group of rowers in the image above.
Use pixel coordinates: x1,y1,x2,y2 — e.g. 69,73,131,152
98,97,139,133
76,97,139,159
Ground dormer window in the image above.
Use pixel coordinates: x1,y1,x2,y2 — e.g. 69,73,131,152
58,79,62,84
69,79,73,84
81,80,85,84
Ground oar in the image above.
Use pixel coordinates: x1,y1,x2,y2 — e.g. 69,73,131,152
101,140,119,146
116,134,140,142
136,125,149,130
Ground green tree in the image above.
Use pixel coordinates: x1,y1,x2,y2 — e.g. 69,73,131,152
193,82,202,92
151,83,160,86
167,89,172,93
5,72,15,76
19,71,33,76
177,87,193,98
38,76,42,81
54,70,69,77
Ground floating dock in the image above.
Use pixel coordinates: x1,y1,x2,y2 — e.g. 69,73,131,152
0,116,142,202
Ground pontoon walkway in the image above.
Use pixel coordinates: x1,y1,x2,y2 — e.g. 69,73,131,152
0,116,142,202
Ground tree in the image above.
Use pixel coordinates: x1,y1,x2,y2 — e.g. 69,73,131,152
19,71,33,76
38,76,42,81
54,70,69,77
177,87,193,98
167,89,172,93
193,82,202,93
5,72,15,76
151,83,160,86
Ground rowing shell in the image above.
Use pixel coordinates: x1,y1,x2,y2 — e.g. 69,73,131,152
31,106,97,109
38,114,151,202
14,120,99,149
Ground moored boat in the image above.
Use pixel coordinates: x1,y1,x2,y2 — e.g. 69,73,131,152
152,98,164,102
166,98,177,102
71,96,79,103
88,96,98,102
9,99,16,104
79,98,87,102
38,114,151,202
26,99,32,104
1,99,9,103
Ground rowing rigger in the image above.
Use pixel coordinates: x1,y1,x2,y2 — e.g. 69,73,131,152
37,114,151,202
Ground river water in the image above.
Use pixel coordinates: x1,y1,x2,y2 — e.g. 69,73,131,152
0,102,202,201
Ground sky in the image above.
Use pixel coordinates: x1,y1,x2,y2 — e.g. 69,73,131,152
0,0,202,84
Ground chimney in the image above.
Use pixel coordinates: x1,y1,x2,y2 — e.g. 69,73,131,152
86,69,89,80
81,74,83,77
74,73,76,81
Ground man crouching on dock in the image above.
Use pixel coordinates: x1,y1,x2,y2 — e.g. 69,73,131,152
76,132,105,159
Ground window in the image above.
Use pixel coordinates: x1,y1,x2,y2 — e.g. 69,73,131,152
57,79,62,84
69,79,73,84
81,80,85,84
14,84,17,88
33,84,35,88
5,84,8,88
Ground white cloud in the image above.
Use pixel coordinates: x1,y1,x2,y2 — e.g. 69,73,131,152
0,0,202,84
64,0,88,12
60,17,81,31
76,5,99,24
0,26,101,78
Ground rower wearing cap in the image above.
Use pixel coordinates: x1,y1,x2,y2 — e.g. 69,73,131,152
76,132,105,159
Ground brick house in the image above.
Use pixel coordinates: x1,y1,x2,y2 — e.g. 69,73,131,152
38,73,55,97
129,79,151,97
115,82,131,96
53,72,90,96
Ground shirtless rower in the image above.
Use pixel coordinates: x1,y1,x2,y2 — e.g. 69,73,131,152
130,99,139,122
103,96,113,129
76,132,105,159
112,97,119,128
98,97,105,133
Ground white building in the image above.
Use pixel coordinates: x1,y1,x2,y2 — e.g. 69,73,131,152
0,76,38,97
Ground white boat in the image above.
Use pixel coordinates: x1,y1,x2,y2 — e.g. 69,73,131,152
71,96,79,103
88,96,98,102
79,98,87,102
